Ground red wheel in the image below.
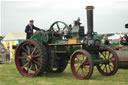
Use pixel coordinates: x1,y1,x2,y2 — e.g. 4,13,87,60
15,40,47,77
70,50,94,80
96,48,119,76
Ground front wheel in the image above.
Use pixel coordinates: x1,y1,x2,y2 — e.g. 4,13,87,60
70,50,94,80
96,48,119,76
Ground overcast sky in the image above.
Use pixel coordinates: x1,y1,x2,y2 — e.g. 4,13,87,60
1,0,128,36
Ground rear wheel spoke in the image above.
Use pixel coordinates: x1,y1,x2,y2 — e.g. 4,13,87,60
26,46,31,55
21,46,29,55
34,54,41,58
19,56,27,59
29,64,33,73
35,64,38,71
28,43,32,52
76,66,81,73
21,62,29,69
33,60,41,66
27,63,30,73
31,47,37,55
22,52,28,57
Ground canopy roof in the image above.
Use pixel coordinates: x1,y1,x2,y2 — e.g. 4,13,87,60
2,32,26,41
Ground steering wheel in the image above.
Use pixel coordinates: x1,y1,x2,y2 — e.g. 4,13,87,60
49,21,71,35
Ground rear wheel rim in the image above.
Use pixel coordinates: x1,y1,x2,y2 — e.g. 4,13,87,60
71,50,93,79
97,48,118,76
15,41,43,77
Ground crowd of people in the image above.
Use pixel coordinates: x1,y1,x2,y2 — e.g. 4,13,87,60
0,44,10,64
120,34,128,45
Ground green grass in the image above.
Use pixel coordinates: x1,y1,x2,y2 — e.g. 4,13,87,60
0,64,128,85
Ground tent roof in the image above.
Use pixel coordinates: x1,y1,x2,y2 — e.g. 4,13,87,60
108,34,124,40
2,32,26,41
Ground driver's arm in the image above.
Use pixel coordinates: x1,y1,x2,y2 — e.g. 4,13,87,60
33,25,40,31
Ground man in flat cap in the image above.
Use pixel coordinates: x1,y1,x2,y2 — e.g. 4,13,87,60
25,20,40,39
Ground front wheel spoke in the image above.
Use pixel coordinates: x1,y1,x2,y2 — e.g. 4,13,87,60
108,63,112,72
99,64,103,67
84,61,89,65
109,56,115,62
76,66,81,73
106,65,108,73
84,65,89,73
81,68,85,76
104,52,107,60
76,57,81,63
108,52,111,59
109,63,114,68
82,55,85,60
75,64,80,68
103,65,106,72
101,52,106,59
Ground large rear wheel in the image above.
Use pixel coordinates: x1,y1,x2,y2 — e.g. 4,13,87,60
70,50,94,80
15,40,47,77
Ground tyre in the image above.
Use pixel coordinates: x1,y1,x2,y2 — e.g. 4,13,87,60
15,40,47,77
70,50,94,80
96,48,119,76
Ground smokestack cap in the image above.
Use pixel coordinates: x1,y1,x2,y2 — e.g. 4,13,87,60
86,6,94,10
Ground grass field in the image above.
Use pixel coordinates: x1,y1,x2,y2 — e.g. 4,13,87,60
0,64,128,85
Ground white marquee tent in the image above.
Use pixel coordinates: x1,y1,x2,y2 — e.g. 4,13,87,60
2,32,26,58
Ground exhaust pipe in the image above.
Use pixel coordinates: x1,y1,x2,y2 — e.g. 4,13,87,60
86,6,94,38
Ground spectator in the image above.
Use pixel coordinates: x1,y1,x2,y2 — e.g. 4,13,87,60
104,34,110,45
0,44,6,63
6,46,10,63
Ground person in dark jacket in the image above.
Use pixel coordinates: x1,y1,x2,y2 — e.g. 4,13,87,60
25,20,40,39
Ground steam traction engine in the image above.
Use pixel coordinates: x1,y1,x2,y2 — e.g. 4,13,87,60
15,6,119,80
